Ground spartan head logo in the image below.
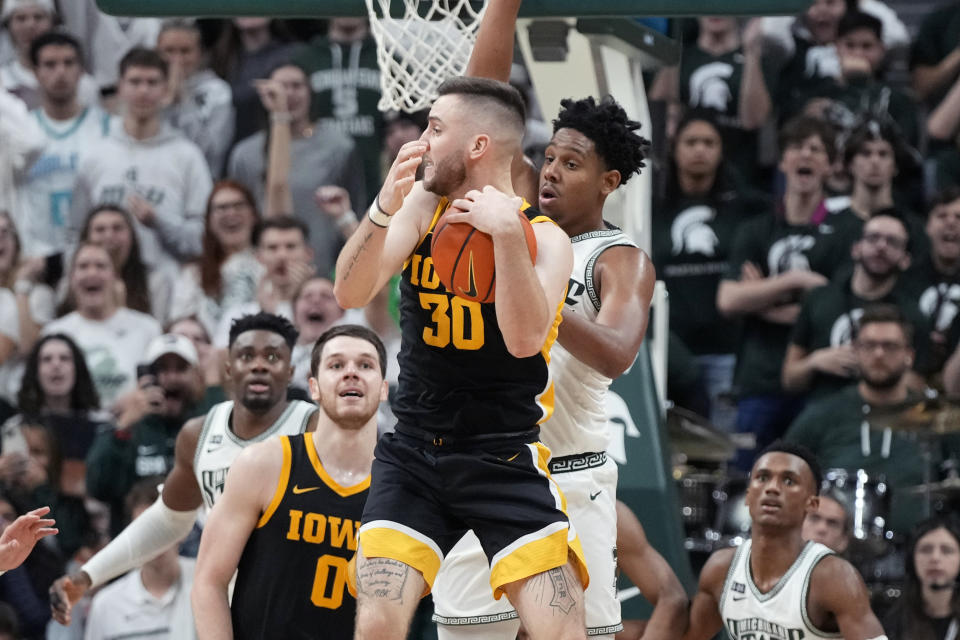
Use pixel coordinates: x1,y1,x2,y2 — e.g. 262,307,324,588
767,235,816,275
671,205,719,257
805,44,842,80
919,283,960,332
830,308,865,347
689,62,735,112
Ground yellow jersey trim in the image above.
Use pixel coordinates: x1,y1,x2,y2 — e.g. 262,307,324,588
257,436,292,528
403,198,449,271
358,525,442,595
304,434,371,497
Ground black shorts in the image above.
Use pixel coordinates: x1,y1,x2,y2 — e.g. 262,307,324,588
357,431,588,599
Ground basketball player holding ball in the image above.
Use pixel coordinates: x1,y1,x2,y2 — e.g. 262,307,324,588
334,75,582,640
430,1,685,638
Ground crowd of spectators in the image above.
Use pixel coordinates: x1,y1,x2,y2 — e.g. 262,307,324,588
0,0,958,637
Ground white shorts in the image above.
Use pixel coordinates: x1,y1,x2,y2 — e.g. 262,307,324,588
432,456,621,636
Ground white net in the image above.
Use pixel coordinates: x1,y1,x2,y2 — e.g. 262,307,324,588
364,0,487,112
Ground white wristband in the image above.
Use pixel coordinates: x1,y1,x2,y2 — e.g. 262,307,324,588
368,199,393,228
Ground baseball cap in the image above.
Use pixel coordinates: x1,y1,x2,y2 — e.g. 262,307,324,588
143,333,198,367
2,0,55,23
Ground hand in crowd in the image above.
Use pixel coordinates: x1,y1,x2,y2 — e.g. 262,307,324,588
255,78,289,115
0,506,57,571
13,257,44,286
49,570,93,626
114,378,165,430
740,261,763,282
742,18,765,58
127,193,158,228
787,269,829,292
379,140,427,214
811,344,859,378
315,185,353,219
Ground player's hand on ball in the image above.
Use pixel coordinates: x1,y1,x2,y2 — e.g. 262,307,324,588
379,140,427,215
447,186,524,237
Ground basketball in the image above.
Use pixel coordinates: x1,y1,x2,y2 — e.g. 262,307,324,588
430,210,537,303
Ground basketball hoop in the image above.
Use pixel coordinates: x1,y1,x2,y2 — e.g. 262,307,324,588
364,0,487,112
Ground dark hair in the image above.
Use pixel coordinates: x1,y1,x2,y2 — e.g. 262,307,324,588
843,119,901,168
210,19,294,80
436,76,526,130
858,303,914,344
310,324,387,377
76,205,152,315
228,312,298,350
754,440,823,494
17,334,100,415
253,215,310,246
0,211,21,289
29,30,82,67
779,116,837,163
837,10,883,42
552,96,648,186
863,207,912,253
119,47,168,79
124,477,162,522
930,186,960,214
200,180,260,298
663,109,730,200
898,516,960,640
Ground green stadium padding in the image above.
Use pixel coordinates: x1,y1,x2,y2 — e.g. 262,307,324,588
97,0,811,18
610,341,696,619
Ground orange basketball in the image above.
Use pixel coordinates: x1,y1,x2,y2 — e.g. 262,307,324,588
430,211,537,303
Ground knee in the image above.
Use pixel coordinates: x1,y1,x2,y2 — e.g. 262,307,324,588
354,604,407,640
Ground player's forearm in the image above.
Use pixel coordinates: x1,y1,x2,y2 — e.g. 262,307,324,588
716,274,798,316
638,589,689,640
191,580,234,640
556,310,641,379
492,231,551,358
334,219,390,308
465,0,522,80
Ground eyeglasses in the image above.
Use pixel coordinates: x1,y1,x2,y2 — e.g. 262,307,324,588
211,201,251,214
862,232,907,251
854,340,907,353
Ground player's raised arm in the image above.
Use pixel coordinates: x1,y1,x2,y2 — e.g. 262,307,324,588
50,417,205,625
681,548,733,640
334,141,437,308
615,501,688,640
810,555,887,640
466,0,522,81
192,440,282,640
558,247,655,378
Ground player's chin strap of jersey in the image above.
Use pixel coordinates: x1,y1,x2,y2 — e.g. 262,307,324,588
81,496,197,587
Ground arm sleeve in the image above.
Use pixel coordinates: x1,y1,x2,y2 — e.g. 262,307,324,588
80,496,198,588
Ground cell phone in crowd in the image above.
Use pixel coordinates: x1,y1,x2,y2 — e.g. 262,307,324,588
136,363,159,387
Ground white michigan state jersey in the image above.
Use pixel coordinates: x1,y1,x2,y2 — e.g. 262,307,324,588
721,539,839,640
544,225,638,457
193,400,316,514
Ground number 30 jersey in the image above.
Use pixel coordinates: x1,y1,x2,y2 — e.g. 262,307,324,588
392,198,563,438
231,434,369,640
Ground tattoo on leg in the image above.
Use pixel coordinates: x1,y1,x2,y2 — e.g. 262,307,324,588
357,557,410,603
546,566,577,615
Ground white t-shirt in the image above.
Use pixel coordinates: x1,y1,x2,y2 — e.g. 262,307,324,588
43,308,161,408
0,288,19,404
84,557,197,640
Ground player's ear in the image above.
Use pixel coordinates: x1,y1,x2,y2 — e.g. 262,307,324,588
379,380,389,403
806,494,820,516
308,376,321,403
470,134,490,159
600,170,621,196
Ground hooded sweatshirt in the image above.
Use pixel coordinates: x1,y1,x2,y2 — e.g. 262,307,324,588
72,117,213,272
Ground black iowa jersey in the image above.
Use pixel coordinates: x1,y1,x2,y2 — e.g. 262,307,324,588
392,198,563,438
231,434,368,640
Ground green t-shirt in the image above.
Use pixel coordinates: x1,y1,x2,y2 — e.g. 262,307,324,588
678,44,772,180
652,182,768,355
785,386,942,533
772,33,840,123
790,275,931,399
910,2,960,108
724,211,846,396
902,253,960,374
824,76,921,150
294,36,384,205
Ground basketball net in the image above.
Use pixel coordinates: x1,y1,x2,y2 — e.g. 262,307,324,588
364,0,487,112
